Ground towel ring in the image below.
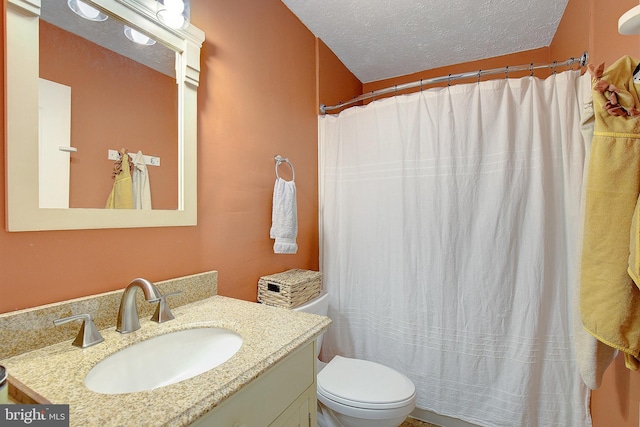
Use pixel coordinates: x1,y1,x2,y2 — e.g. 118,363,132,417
274,155,295,181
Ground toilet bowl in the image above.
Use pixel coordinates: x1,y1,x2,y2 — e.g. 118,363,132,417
293,291,416,427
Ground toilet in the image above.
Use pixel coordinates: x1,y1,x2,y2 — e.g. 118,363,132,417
293,291,416,427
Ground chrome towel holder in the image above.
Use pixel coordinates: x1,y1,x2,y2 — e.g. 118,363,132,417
274,155,295,181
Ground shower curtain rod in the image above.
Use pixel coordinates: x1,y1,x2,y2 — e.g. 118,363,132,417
319,51,589,114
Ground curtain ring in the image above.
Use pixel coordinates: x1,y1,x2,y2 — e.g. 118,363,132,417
448,73,452,87
569,57,576,70
420,79,423,91
477,69,482,84
394,85,398,96
530,62,534,77
505,65,509,80
552,60,558,74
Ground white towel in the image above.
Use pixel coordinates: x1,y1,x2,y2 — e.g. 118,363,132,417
132,151,152,210
270,177,298,254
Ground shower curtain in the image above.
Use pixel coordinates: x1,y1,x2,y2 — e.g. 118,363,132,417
318,70,591,427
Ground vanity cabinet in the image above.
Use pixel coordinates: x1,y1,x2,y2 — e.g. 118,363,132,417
0,295,330,426
191,341,317,427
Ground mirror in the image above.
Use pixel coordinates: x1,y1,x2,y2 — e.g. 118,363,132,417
39,0,178,210
6,0,204,231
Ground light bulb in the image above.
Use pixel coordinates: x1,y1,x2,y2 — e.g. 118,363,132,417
67,0,108,21
157,0,189,29
124,26,156,46
164,0,185,14
77,1,100,19
158,12,185,29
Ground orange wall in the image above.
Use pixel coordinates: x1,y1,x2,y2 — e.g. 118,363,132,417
550,0,640,70
549,0,589,66
317,38,362,111
40,21,178,210
551,1,640,427
0,0,320,312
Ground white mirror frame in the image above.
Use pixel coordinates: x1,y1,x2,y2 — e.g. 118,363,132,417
6,0,204,231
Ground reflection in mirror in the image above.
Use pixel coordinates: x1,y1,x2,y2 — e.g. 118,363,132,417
39,0,178,210
5,0,204,231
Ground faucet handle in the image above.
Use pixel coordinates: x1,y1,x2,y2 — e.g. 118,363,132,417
53,313,104,348
151,290,181,323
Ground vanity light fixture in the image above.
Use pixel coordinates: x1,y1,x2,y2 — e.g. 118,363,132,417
67,0,108,22
124,26,156,46
157,0,190,30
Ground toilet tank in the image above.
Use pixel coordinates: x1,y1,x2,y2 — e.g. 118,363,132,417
293,291,329,359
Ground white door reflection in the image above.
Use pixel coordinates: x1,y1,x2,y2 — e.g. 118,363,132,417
39,78,73,209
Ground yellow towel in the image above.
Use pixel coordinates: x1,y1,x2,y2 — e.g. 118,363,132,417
629,198,640,287
105,149,134,209
581,55,640,371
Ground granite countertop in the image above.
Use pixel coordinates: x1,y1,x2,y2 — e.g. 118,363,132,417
0,296,330,426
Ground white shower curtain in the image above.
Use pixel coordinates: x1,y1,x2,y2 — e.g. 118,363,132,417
318,70,591,427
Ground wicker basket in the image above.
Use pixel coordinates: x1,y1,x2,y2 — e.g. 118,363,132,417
258,269,322,309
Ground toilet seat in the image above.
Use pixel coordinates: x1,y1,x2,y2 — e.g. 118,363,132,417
317,356,416,411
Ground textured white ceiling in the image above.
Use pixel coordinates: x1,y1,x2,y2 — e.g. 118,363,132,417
281,0,569,83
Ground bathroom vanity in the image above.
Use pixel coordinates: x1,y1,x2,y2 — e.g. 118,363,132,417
191,342,316,426
0,274,330,426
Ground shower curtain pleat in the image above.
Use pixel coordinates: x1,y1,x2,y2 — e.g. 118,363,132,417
318,70,591,427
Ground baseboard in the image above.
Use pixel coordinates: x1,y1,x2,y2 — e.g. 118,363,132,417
410,408,481,427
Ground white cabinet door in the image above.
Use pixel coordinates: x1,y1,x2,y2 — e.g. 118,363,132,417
38,78,72,208
269,390,312,427
190,342,315,427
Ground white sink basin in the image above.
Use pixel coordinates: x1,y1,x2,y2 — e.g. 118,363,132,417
85,327,242,394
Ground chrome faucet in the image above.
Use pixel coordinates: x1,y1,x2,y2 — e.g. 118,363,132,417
116,278,162,334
